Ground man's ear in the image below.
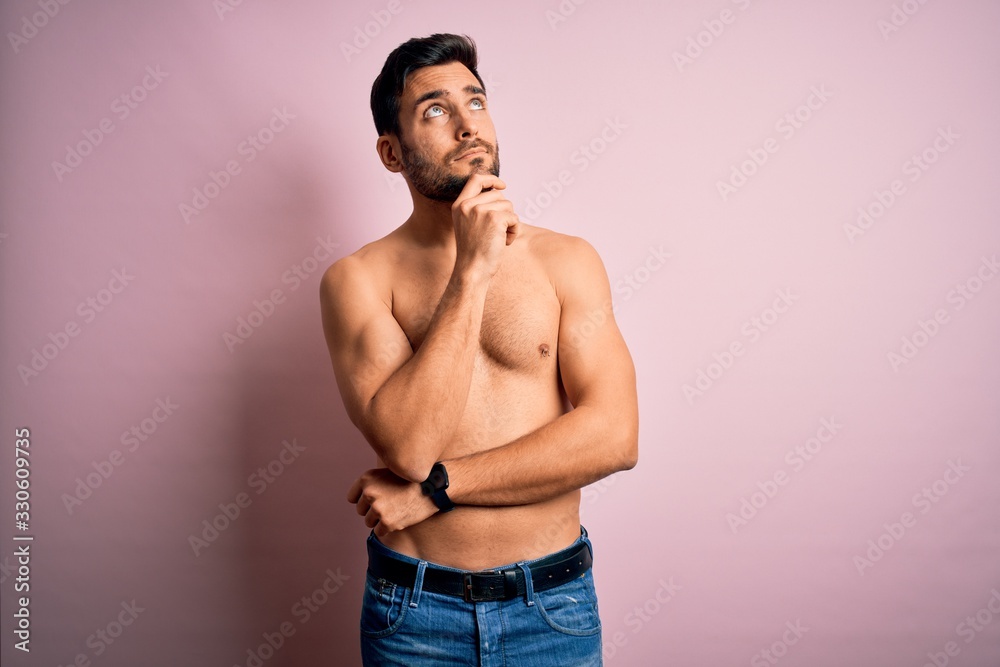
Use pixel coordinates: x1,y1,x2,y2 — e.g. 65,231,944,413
376,134,404,173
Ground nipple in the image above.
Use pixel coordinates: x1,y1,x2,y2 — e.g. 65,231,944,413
538,344,550,358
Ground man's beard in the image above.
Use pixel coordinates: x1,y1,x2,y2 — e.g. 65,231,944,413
399,138,501,203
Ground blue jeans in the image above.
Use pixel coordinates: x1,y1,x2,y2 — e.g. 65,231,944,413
360,527,603,666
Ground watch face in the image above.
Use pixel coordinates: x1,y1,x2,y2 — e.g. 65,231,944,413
421,464,449,497
428,469,446,487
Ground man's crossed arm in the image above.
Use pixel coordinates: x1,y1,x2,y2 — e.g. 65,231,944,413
320,176,637,537
323,230,638,537
439,234,638,507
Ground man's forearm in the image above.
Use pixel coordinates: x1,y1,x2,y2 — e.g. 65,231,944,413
366,268,489,481
443,404,638,506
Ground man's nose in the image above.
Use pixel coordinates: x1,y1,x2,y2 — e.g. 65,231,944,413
454,108,479,139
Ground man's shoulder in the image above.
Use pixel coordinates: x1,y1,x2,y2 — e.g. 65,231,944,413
521,223,600,264
522,224,606,284
520,224,611,309
320,231,401,305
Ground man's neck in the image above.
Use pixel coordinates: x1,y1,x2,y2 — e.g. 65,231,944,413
404,193,458,252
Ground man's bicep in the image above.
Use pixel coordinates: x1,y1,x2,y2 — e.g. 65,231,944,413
556,239,637,409
319,258,413,429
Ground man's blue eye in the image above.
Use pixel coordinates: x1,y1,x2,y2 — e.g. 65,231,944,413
426,106,445,118
470,99,484,109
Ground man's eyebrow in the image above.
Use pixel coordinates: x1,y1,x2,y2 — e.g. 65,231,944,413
412,85,487,110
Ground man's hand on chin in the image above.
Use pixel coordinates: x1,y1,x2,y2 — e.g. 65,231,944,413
347,468,440,538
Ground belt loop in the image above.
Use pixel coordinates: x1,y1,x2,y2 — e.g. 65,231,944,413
410,561,428,609
517,561,535,607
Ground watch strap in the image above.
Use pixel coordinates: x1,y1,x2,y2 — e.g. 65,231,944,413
421,462,455,513
429,486,455,513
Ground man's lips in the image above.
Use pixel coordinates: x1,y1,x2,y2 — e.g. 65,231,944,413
454,148,488,161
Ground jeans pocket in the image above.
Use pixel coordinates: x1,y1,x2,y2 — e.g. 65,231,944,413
360,574,411,639
532,570,602,636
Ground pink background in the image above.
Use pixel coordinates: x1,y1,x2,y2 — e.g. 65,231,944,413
2,1,999,665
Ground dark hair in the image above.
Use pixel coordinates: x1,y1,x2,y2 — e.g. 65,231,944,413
370,33,485,137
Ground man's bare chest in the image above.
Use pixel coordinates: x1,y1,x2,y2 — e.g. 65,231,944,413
391,260,561,373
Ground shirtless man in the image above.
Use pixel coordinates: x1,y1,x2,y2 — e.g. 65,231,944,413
320,33,638,666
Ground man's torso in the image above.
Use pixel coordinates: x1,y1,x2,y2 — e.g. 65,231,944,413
355,222,581,569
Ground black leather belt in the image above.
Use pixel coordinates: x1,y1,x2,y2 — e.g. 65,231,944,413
367,538,593,603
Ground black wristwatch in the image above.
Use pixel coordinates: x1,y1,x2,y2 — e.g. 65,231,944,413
420,462,456,513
